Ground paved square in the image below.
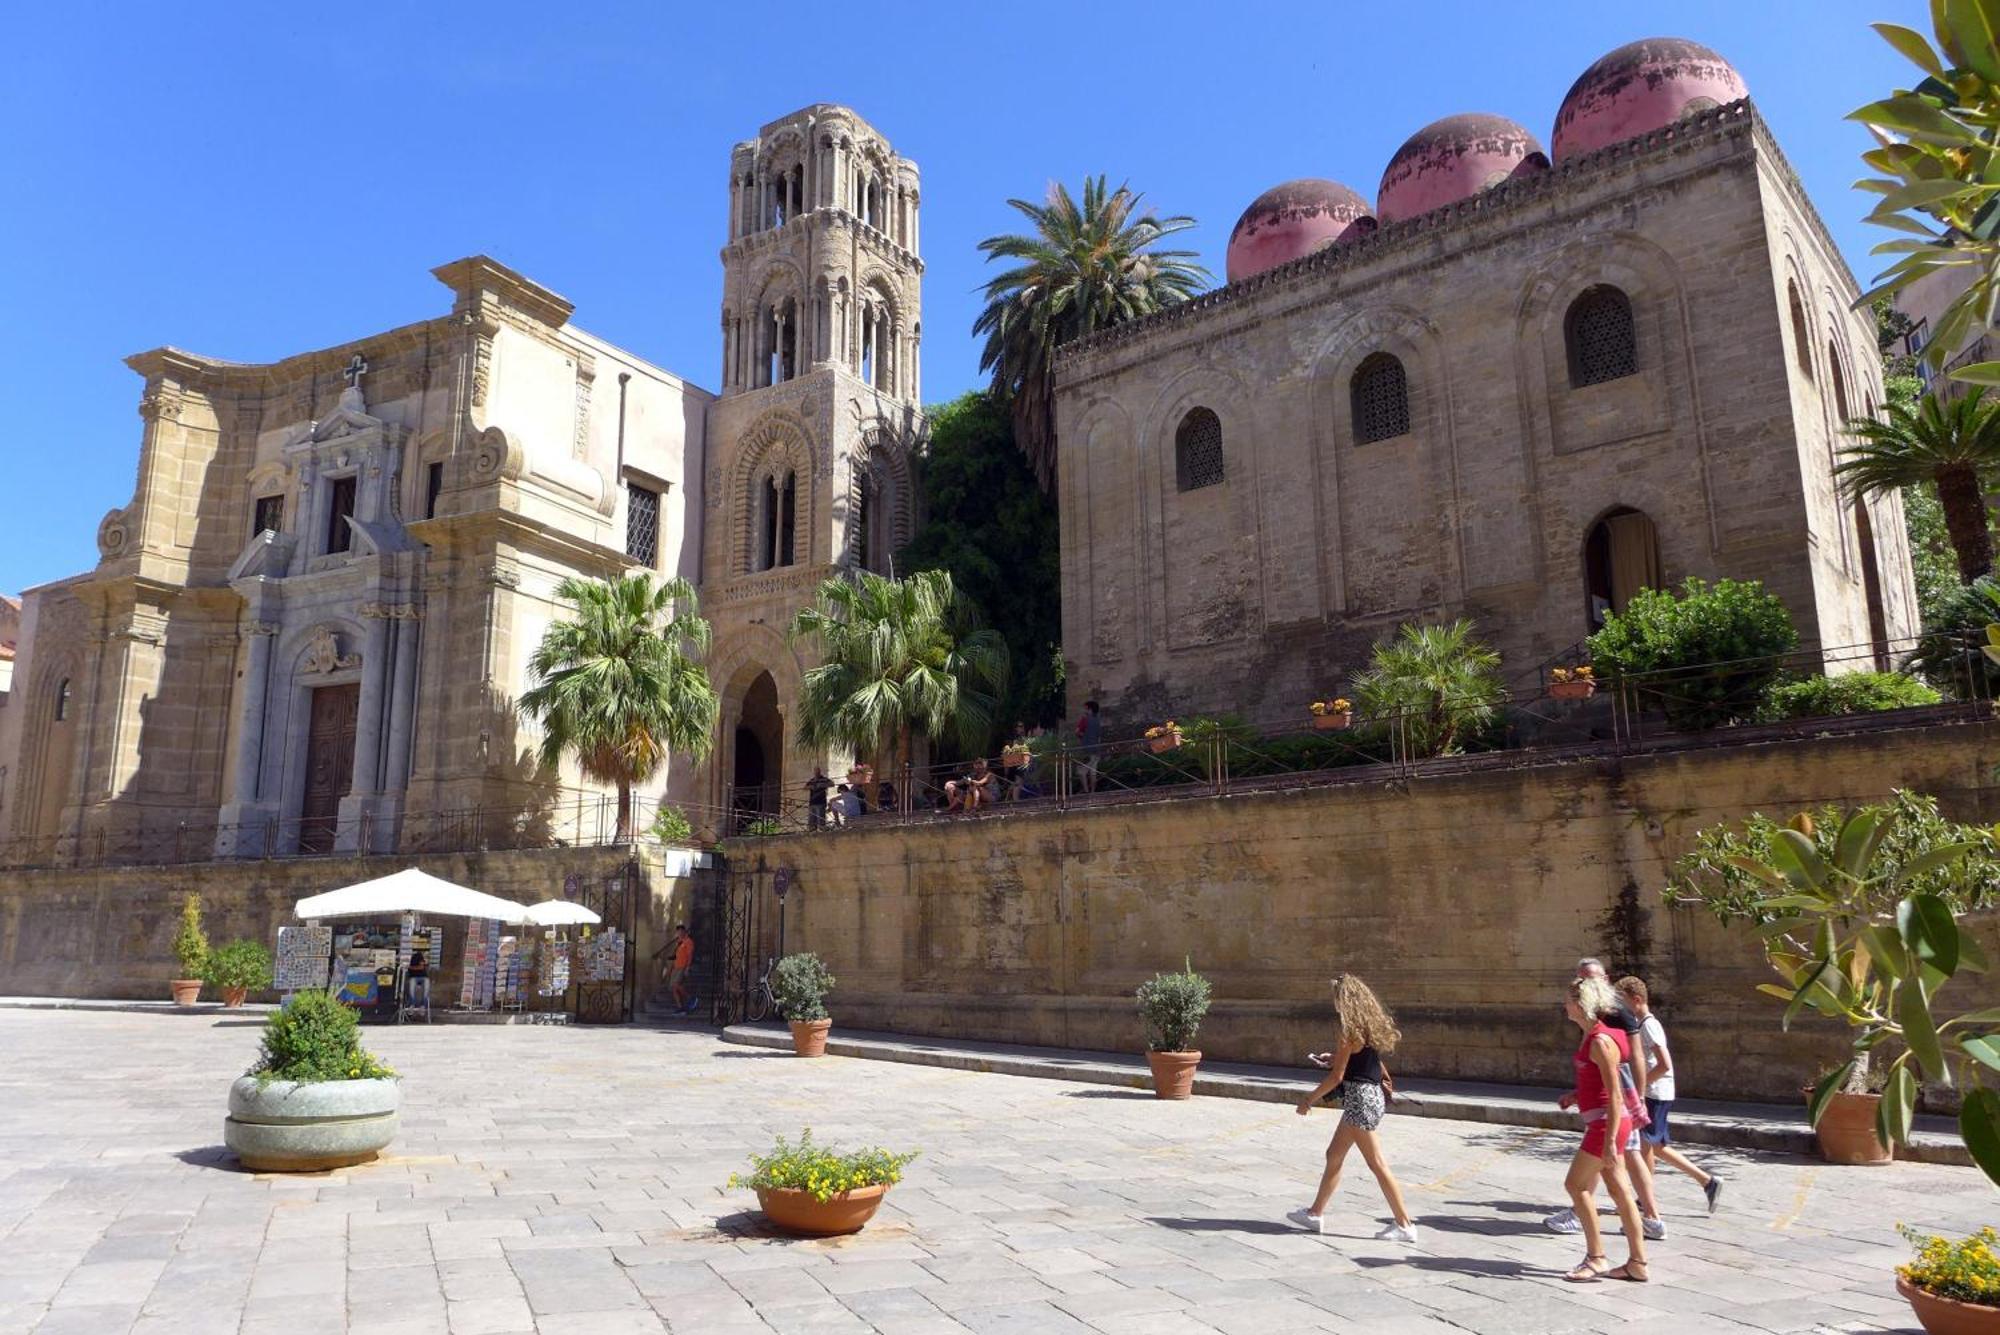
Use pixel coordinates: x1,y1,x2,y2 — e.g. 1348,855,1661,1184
0,1011,1982,1333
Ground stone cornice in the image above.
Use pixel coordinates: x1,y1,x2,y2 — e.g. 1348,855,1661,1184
431,255,575,329
1056,100,1811,379
123,317,450,394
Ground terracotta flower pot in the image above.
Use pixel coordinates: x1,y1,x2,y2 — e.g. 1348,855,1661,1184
755,1184,888,1236
1811,1089,1892,1165
790,1018,831,1057
1899,1275,2000,1335
1147,1049,1202,1100
170,979,202,1006
1148,734,1181,754
1312,713,1352,731
1550,679,1596,701
221,987,249,1008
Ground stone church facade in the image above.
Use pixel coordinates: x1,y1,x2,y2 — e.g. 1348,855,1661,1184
1055,41,1918,730
0,104,921,861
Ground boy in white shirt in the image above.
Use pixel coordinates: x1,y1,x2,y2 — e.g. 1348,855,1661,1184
1615,976,1724,1214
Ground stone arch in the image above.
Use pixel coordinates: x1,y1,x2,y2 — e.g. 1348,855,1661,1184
1068,398,1141,667
15,652,82,847
705,623,809,817
1145,363,1262,648
848,424,916,570
1581,503,1663,632
729,411,817,573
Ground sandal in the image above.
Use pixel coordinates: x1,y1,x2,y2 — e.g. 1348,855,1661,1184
1607,1261,1650,1283
1564,1254,1610,1283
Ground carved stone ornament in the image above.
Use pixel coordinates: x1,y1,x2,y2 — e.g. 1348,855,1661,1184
96,507,131,560
300,626,361,675
358,602,422,620
469,425,521,482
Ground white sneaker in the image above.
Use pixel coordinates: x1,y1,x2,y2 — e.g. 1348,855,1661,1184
1642,1216,1666,1241
1286,1208,1325,1234
1375,1222,1420,1244
1545,1209,1583,1235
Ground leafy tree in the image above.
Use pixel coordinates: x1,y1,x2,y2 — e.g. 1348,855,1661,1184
1352,621,1505,759
789,569,1009,773
518,573,718,840
975,176,1209,492
1839,389,2000,582
1587,578,1798,730
900,393,1061,735
1906,575,2000,697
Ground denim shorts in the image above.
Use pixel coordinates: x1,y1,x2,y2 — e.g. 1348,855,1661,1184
1643,1097,1671,1146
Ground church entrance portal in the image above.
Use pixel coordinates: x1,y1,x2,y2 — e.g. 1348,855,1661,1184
730,671,783,831
298,683,358,853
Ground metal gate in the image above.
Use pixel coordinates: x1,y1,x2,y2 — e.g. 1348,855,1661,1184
573,861,637,1023
704,852,760,1026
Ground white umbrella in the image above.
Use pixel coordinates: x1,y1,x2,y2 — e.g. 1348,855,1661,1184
294,867,534,924
522,899,602,927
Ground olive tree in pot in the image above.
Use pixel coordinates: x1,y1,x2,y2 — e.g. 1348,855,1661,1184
774,953,836,1056
206,939,273,1008
224,990,399,1172
170,893,209,1006
1137,960,1211,1099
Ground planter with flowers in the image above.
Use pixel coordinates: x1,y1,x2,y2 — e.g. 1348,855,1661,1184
773,952,836,1056
1549,665,1596,701
170,893,209,1006
225,990,399,1172
1137,960,1212,1099
206,939,274,1008
1145,721,1183,754
846,763,874,789
1309,698,1353,731
1897,1225,2000,1334
729,1129,918,1236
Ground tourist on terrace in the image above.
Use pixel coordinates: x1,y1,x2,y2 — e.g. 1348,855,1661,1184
1556,973,1650,1283
1288,975,1418,1244
805,767,832,830
964,757,996,810
828,784,853,828
1548,958,1663,1238
1076,700,1102,793
1001,722,1029,800
1615,975,1724,1215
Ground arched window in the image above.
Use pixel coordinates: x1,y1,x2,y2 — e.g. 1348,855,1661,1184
758,476,779,571
778,471,798,568
1828,341,1851,422
1565,285,1637,388
1583,507,1663,631
1174,408,1224,491
1351,353,1410,444
54,678,70,723
1789,280,1814,381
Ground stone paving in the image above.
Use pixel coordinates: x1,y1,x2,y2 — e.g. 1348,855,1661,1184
0,1011,1987,1334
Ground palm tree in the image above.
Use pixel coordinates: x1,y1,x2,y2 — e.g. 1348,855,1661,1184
518,573,718,840
975,176,1210,492
788,569,1009,776
1838,389,2000,582
1353,621,1506,759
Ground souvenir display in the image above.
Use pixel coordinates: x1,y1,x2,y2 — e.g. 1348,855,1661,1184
537,938,571,996
273,925,332,991
460,918,500,1009
579,928,626,984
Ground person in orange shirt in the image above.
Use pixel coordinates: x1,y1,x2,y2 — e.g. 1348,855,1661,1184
653,924,696,1015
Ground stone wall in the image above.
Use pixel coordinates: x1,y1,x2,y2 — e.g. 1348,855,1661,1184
0,845,701,1004
748,718,2000,1102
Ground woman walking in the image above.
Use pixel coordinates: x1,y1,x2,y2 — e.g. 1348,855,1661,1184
1560,974,1650,1282
1288,975,1419,1243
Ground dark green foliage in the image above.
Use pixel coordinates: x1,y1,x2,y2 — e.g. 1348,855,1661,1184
1586,578,1799,729
205,939,273,990
1757,671,1942,720
251,989,395,1083
1136,961,1211,1052
1906,576,2000,697
772,953,835,1022
900,393,1062,740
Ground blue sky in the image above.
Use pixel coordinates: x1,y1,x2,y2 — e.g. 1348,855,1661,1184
0,1,1913,595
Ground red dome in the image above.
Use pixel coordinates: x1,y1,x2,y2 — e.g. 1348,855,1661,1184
1552,38,1747,163
1376,114,1549,224
1225,179,1375,282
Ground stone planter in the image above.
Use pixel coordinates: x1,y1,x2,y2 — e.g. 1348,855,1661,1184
224,1076,399,1173
1147,1050,1202,1100
1899,1276,2000,1335
1549,679,1596,701
1812,1089,1892,1165
220,987,249,1008
755,1184,889,1236
170,979,202,1006
790,1018,831,1057
1312,713,1352,731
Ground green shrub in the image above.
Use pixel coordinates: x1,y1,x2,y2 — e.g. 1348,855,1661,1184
743,818,784,837
1756,671,1941,721
205,939,273,991
172,894,210,980
1905,576,2000,697
250,990,395,1084
1136,960,1211,1052
1352,620,1506,758
772,953,835,1022
728,1129,918,1202
648,805,694,844
1587,578,1799,730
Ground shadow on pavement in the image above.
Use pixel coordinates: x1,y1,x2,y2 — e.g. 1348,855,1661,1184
1061,1088,1153,1100
1146,1216,1295,1235
1355,1253,1558,1280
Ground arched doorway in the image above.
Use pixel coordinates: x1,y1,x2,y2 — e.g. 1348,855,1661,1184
730,671,783,830
1584,507,1663,632
1854,499,1890,669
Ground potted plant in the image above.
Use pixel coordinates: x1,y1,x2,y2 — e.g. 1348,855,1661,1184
847,763,874,788
1309,698,1353,731
206,939,273,1008
773,952,835,1056
647,805,695,845
1807,1060,1892,1166
1144,720,1182,754
224,990,399,1172
1549,665,1596,700
1898,1225,2000,1334
170,893,210,1006
728,1129,917,1236
1136,959,1211,1099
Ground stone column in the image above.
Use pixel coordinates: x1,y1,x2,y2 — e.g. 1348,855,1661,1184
230,622,278,805
385,615,421,793
352,610,393,797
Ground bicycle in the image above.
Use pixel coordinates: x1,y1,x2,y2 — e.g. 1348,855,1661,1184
746,956,778,1021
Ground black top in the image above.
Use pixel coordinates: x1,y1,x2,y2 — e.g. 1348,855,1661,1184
1604,998,1643,1039
1344,1045,1384,1085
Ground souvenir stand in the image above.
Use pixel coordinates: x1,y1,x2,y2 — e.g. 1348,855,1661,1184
522,899,621,1024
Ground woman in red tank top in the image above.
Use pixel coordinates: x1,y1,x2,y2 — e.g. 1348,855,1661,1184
1557,975,1650,1283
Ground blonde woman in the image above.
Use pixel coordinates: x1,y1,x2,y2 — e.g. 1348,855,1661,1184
1559,974,1650,1282
1289,975,1418,1243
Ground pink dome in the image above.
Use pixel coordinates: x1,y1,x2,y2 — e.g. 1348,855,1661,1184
1376,114,1549,225
1552,38,1747,163
1225,179,1375,282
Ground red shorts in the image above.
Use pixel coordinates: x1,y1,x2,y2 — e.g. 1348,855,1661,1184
1581,1120,1637,1159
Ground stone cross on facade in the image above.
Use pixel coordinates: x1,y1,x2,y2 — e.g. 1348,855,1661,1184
343,353,368,390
